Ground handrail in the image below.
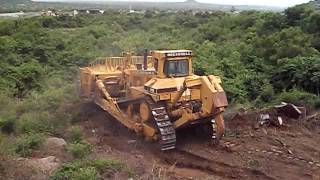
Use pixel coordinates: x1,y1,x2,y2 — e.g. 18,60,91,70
89,56,153,69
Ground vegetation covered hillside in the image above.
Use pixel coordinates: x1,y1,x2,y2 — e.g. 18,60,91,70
0,2,320,179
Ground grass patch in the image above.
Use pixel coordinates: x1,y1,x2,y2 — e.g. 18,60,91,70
68,126,83,143
50,158,134,180
15,111,52,134
0,134,15,156
0,162,4,176
14,133,45,157
52,165,98,180
67,141,92,159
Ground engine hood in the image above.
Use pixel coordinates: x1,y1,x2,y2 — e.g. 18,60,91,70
144,75,199,91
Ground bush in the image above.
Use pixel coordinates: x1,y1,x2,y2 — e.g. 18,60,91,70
259,84,275,103
73,167,97,180
13,80,79,135
50,158,131,180
87,159,125,173
50,161,97,180
275,89,320,107
0,117,15,134
0,133,15,156
315,99,320,109
67,141,92,159
0,94,17,134
15,111,51,134
69,126,83,143
14,133,45,157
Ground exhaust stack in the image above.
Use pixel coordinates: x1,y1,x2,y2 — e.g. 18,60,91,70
143,49,148,70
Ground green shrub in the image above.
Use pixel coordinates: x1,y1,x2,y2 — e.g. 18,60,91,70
87,159,135,178
50,161,97,180
0,133,3,143
15,112,51,134
72,167,97,180
0,134,15,156
259,84,275,103
0,162,4,175
14,133,45,157
0,94,17,134
315,99,320,109
275,89,320,107
67,141,92,159
50,159,131,180
13,81,79,135
69,126,83,143
87,159,124,172
0,117,15,134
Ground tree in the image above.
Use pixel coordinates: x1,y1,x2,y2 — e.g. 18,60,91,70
284,3,315,26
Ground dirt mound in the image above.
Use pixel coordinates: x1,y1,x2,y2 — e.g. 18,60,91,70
304,113,320,131
228,104,308,131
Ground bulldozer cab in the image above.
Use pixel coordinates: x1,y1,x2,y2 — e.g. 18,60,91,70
151,50,193,78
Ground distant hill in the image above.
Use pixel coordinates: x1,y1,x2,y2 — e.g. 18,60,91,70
32,0,284,11
0,0,284,12
1,0,30,3
185,0,198,3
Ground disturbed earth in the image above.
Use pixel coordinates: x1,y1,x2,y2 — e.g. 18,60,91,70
80,103,320,180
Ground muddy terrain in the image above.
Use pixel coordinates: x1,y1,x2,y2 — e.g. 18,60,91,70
80,103,320,179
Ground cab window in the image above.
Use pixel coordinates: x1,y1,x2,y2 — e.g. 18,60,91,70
164,60,189,77
154,58,158,73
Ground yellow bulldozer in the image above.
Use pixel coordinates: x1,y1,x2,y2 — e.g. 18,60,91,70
80,50,228,150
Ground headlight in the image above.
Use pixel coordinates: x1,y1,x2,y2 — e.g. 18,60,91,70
150,88,155,93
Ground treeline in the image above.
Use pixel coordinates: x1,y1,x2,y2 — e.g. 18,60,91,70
1,4,320,106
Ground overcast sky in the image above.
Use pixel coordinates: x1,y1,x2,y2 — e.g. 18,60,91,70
33,0,311,7
199,0,310,7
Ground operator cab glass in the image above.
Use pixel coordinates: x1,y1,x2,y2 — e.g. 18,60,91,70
164,59,189,77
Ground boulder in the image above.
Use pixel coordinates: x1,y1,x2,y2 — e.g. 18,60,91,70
44,137,67,148
26,156,60,175
43,137,67,158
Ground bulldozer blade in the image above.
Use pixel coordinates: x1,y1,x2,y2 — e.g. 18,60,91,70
214,113,225,142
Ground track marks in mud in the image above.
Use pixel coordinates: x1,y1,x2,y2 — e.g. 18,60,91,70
160,149,276,180
247,147,320,169
220,140,320,170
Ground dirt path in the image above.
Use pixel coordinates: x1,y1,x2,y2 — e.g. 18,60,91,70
79,105,320,179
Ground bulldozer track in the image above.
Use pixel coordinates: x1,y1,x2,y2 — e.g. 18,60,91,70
147,97,176,151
